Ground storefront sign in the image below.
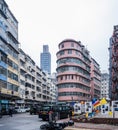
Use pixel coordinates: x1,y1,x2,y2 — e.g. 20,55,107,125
1,100,8,104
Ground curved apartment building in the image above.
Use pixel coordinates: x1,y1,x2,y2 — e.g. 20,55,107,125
56,39,91,102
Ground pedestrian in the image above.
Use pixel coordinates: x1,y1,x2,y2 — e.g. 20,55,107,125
0,111,2,118
9,107,13,117
69,107,73,120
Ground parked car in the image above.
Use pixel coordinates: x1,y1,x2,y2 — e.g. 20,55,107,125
14,106,30,113
24,106,30,112
12,108,18,114
38,104,73,121
0,110,2,118
30,106,41,115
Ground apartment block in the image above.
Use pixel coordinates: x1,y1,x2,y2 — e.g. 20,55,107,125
0,1,57,113
19,49,57,106
101,73,109,100
0,0,19,113
109,25,118,100
56,39,91,102
90,58,101,99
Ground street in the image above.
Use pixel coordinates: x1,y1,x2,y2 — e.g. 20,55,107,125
0,113,118,130
0,113,46,130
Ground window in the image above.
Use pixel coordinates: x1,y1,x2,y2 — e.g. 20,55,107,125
76,45,79,49
8,70,18,81
13,85,19,92
8,83,13,90
20,79,25,85
65,75,67,80
68,50,72,54
60,76,63,80
68,75,70,79
61,44,64,48
0,52,7,63
75,51,79,55
72,75,73,79
8,59,12,66
60,50,65,55
7,46,18,60
0,79,7,88
8,58,19,71
0,66,7,76
71,42,74,47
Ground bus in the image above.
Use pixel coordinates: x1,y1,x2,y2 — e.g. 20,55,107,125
38,104,73,121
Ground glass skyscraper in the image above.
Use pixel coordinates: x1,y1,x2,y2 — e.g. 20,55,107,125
40,45,51,74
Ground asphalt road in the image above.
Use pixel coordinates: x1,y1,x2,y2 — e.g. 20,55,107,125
1,113,118,130
0,113,46,130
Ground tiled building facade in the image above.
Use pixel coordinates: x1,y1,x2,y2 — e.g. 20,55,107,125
56,39,92,102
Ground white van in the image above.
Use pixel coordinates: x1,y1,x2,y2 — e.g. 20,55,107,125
15,106,30,113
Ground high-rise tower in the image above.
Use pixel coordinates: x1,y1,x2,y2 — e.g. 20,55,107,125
40,45,51,74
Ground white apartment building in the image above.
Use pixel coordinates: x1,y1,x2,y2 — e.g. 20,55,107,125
18,49,57,106
101,73,110,100
0,0,57,108
49,73,58,102
0,0,19,112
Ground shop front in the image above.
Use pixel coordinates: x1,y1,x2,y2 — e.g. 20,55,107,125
0,99,9,115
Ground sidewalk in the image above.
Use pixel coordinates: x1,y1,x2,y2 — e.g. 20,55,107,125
57,118,118,130
64,128,92,130
64,122,118,130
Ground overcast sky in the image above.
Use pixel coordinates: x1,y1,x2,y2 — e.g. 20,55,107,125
6,0,118,73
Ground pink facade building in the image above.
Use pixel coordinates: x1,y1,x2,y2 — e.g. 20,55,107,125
90,58,101,99
56,39,92,102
